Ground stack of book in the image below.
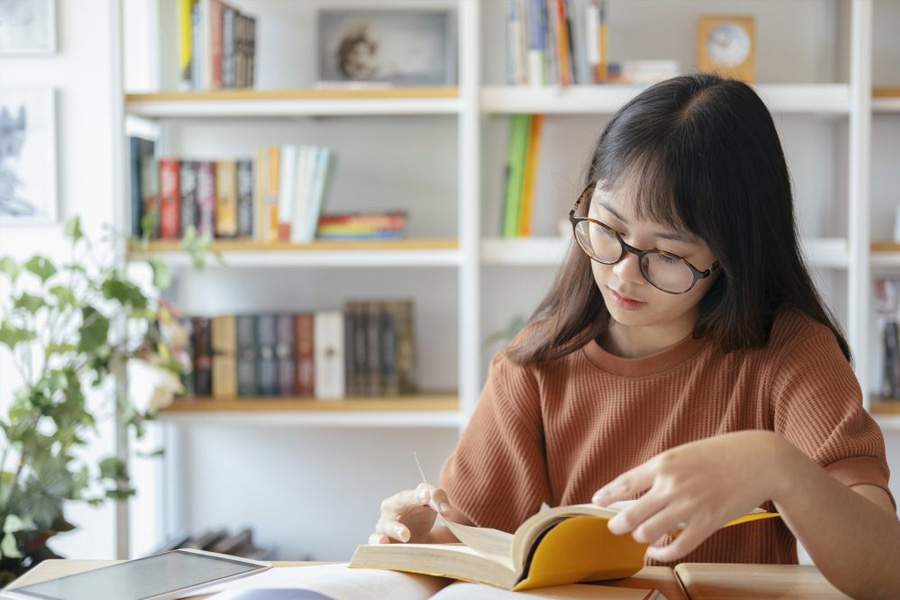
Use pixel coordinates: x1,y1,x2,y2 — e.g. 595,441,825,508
129,140,337,243
316,212,407,241
179,0,257,90
507,0,608,86
501,114,542,237
183,300,417,401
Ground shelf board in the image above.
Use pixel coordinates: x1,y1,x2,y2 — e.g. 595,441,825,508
125,87,461,118
481,84,852,115
873,86,900,113
871,399,900,415
872,241,900,268
127,239,462,268
156,394,461,427
480,236,850,268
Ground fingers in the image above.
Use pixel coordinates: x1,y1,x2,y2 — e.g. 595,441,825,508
374,519,410,543
416,483,453,516
370,484,455,545
593,460,656,506
646,514,718,562
606,489,669,539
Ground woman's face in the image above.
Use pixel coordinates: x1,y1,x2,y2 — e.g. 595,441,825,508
586,184,719,331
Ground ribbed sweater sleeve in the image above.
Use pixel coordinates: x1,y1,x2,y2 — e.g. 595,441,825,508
771,329,894,505
440,350,551,533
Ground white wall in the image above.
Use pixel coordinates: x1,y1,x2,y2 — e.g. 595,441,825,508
0,0,119,559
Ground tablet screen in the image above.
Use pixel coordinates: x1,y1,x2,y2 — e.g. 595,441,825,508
12,551,264,600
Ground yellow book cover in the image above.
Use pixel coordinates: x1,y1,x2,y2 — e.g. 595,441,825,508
349,501,778,591
178,0,195,90
266,146,281,243
216,160,238,237
518,114,543,237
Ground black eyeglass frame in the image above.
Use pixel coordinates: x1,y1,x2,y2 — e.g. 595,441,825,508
568,183,719,295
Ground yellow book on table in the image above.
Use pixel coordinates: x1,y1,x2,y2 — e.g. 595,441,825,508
349,501,778,591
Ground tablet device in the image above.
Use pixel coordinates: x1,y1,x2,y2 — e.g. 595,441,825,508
1,548,272,600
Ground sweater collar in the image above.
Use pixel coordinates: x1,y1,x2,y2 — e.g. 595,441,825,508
581,331,708,376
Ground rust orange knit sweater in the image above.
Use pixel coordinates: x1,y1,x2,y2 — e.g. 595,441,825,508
440,310,893,566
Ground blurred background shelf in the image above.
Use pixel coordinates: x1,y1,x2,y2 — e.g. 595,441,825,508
125,87,462,118
157,394,460,427
128,239,462,268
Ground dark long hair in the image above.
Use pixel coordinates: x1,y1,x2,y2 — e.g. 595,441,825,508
508,73,851,365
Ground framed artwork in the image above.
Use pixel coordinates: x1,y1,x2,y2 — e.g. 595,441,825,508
696,15,755,82
317,7,456,86
0,0,57,55
0,88,58,225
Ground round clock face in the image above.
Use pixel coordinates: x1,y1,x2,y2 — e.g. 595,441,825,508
706,22,751,67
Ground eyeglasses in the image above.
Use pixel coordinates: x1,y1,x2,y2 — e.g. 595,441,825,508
568,183,719,295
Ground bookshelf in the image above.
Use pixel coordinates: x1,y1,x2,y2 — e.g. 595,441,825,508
112,0,900,562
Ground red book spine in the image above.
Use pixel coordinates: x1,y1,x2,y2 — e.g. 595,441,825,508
210,0,223,88
158,158,181,239
294,313,315,397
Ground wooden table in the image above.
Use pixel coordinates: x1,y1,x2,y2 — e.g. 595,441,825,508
674,564,849,599
4,560,687,599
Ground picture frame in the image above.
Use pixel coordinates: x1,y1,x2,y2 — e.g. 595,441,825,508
0,0,57,55
316,7,457,86
0,88,58,225
696,15,756,83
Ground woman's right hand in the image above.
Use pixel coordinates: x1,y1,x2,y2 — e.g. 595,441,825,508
368,483,453,544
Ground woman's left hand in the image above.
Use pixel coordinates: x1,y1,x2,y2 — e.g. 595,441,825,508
592,430,797,562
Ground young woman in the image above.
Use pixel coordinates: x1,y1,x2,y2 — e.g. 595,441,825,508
369,74,900,598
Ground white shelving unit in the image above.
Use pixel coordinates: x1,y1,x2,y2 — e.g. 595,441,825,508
112,0,899,561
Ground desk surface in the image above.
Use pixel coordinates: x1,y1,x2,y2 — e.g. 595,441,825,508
674,563,849,600
6,560,688,600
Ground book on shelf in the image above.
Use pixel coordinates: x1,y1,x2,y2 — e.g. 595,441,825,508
509,0,608,86
502,114,531,238
316,212,407,241
178,301,416,401
180,160,199,237
128,136,156,238
196,160,217,237
212,314,237,398
314,310,345,400
216,159,239,238
605,60,679,84
350,502,778,591
201,563,661,600
180,0,256,90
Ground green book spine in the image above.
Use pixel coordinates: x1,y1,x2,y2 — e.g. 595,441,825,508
503,114,533,238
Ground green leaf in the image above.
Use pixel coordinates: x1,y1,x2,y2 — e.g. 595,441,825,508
0,321,36,351
13,292,46,314
2,515,26,534
48,285,77,308
0,256,21,283
101,276,148,311
136,448,165,459
0,532,21,559
105,488,136,501
23,256,57,283
98,457,127,481
77,306,109,354
62,217,84,242
149,258,172,290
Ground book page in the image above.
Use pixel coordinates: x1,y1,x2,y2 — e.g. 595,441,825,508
197,564,449,600
442,520,514,567
431,582,657,600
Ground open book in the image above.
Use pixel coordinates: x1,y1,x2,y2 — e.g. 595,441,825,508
201,563,664,600
349,502,778,591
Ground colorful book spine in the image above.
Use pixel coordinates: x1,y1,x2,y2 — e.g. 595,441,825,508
192,317,213,396
216,159,238,237
365,301,382,396
380,302,400,397
128,137,145,238
303,147,333,242
178,0,195,90
196,160,217,236
236,158,254,238
314,311,345,400
275,314,295,397
503,114,532,237
158,158,181,239
212,315,237,399
140,153,159,239
209,0,223,89
518,114,543,237
236,315,256,397
222,5,236,88
554,0,572,86
277,144,297,242
294,314,315,397
255,315,278,397
527,0,546,85
179,160,198,235
266,146,281,243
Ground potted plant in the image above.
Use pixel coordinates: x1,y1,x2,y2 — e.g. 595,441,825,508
0,217,202,585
